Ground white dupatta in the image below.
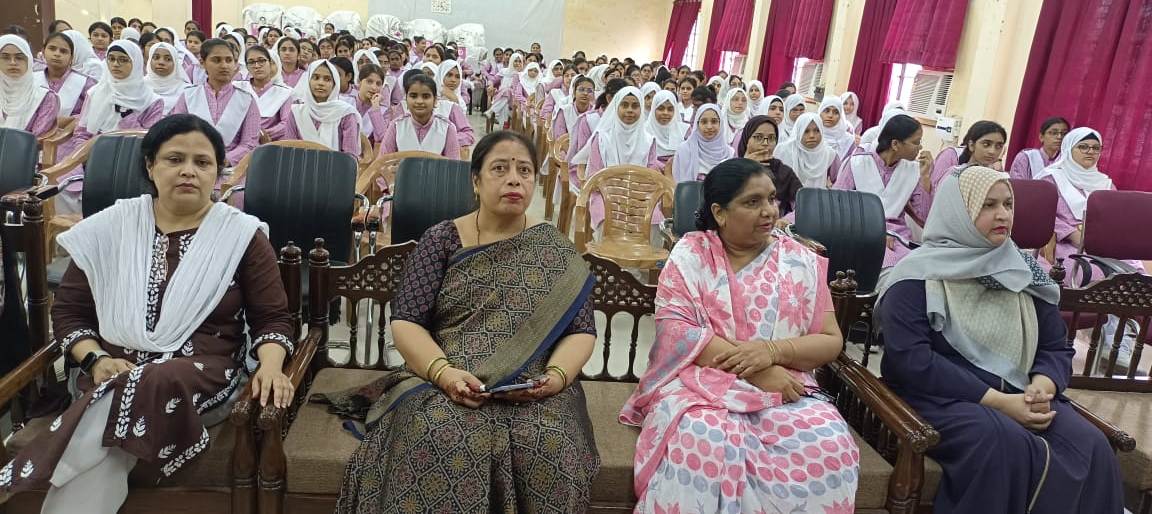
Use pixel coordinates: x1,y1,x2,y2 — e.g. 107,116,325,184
0,36,50,130
184,84,254,144
291,60,360,151
1035,127,1112,220
850,151,920,219
56,196,267,353
395,114,449,153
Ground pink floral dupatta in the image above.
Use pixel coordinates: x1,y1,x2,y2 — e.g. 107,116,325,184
619,230,837,504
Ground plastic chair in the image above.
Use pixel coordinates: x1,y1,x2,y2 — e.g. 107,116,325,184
574,165,674,273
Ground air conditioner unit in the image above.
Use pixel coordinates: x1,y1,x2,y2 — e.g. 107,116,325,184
797,61,825,97
907,69,953,118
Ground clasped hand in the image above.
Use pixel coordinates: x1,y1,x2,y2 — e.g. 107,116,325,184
713,341,805,402
983,375,1057,432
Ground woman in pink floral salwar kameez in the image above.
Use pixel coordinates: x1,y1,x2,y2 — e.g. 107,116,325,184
621,158,859,514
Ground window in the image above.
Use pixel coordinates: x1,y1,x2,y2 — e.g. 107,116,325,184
886,63,923,107
682,17,701,68
720,51,746,75
791,58,825,97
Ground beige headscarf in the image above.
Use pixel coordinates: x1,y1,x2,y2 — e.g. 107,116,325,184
881,166,1060,389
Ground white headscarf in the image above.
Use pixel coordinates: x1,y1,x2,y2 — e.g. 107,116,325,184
861,107,909,152
352,48,381,83
0,36,50,130
840,91,862,131
1034,127,1112,220
121,27,141,42
774,113,838,188
746,80,767,115
144,42,190,113
672,104,734,183
586,63,610,90
817,95,855,160
640,81,661,100
543,59,563,86
721,87,750,143
588,86,654,167
291,60,360,150
780,94,806,139
63,30,104,77
234,46,294,118
557,75,591,134
436,59,465,107
645,90,686,157
518,62,541,93
707,75,724,95
81,40,160,134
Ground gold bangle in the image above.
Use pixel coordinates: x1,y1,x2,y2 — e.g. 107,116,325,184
546,365,569,386
425,357,448,379
431,363,453,387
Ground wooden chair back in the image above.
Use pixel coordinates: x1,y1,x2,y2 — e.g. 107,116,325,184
1052,264,1152,389
289,239,418,370
573,165,673,254
581,254,657,382
358,134,375,168
356,150,445,205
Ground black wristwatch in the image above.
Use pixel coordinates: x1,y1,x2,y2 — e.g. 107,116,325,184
80,350,111,375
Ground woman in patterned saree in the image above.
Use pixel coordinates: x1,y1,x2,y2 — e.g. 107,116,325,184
0,114,294,514
321,131,600,513
621,158,859,513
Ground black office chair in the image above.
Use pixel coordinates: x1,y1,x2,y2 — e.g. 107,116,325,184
0,128,40,197
792,188,887,293
660,180,702,249
237,145,358,265
389,157,475,244
41,133,151,288
791,188,887,362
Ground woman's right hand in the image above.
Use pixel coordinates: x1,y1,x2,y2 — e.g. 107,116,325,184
748,366,805,403
91,357,136,384
435,367,490,408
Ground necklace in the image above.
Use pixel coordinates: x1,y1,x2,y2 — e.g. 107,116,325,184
475,211,527,246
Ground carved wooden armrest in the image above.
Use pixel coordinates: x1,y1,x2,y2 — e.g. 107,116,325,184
1068,398,1135,452
257,327,323,432
0,344,61,409
833,354,939,453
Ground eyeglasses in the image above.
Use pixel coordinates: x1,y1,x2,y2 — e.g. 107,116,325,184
575,87,595,94
1074,143,1103,154
106,56,132,65
246,58,269,66
748,134,777,144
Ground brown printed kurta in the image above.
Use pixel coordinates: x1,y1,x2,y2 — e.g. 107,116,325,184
0,228,293,491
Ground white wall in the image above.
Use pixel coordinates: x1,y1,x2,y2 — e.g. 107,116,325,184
367,0,566,55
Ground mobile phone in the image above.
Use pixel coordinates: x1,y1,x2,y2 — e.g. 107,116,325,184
484,380,539,394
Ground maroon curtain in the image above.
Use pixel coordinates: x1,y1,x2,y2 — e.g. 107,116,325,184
1009,0,1152,192
755,0,798,90
880,0,968,69
785,0,835,60
663,0,702,67
701,0,754,74
847,0,899,127
191,0,211,33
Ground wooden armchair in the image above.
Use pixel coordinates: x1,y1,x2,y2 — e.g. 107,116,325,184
574,165,674,276
578,254,944,513
253,240,418,514
1035,262,1148,509
0,196,264,514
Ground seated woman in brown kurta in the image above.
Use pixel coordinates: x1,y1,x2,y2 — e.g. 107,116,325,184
320,131,601,513
0,114,294,514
